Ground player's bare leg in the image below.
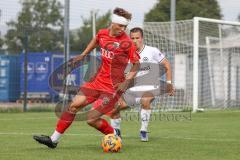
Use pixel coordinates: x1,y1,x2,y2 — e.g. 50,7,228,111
140,92,154,142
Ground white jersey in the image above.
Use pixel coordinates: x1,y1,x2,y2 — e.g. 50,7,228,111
139,45,165,63
133,45,165,87
123,45,166,106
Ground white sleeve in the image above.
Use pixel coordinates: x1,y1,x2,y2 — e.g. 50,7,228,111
153,48,165,63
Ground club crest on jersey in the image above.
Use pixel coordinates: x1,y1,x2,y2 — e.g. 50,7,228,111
143,57,149,61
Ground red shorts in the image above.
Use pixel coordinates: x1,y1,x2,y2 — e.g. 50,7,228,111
79,81,122,114
92,99,117,116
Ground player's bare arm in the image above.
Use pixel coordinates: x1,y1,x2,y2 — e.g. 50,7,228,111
71,37,98,64
116,61,140,93
160,58,174,96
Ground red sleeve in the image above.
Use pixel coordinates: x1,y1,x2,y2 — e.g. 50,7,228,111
129,41,140,63
95,30,102,44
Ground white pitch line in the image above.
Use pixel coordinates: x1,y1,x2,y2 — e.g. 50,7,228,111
160,136,240,143
0,117,56,121
0,132,101,137
0,132,239,143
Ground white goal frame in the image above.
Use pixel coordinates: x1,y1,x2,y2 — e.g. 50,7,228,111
193,17,240,112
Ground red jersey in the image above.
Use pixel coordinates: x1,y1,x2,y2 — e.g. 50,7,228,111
91,29,139,93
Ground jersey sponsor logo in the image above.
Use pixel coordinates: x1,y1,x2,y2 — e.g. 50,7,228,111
139,66,150,71
101,48,114,59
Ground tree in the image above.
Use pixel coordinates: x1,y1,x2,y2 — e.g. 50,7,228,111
145,0,222,22
4,0,64,54
70,11,111,52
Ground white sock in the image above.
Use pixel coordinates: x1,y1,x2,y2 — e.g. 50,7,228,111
50,130,62,143
110,118,121,130
140,109,151,132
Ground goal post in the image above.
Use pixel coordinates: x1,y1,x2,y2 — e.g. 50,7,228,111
193,17,240,112
144,17,240,112
193,17,199,112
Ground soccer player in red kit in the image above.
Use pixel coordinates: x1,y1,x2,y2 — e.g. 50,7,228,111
33,7,140,148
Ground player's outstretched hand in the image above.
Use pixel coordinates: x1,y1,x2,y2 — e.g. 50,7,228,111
167,83,175,96
69,54,85,69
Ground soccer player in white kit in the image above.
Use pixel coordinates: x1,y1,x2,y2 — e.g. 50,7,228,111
109,27,174,141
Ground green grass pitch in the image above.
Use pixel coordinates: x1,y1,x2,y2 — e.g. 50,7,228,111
0,110,239,160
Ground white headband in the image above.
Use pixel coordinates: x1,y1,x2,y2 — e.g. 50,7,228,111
112,14,130,25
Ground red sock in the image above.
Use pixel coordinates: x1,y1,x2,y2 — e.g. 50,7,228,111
96,119,114,135
56,111,76,134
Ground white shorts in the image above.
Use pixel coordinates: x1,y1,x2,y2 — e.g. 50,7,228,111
123,84,163,107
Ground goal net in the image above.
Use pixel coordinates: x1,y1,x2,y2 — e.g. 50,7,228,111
144,17,240,112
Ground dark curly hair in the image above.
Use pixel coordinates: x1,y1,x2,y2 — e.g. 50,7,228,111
113,7,132,20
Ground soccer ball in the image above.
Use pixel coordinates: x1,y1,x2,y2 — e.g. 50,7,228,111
101,134,122,152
